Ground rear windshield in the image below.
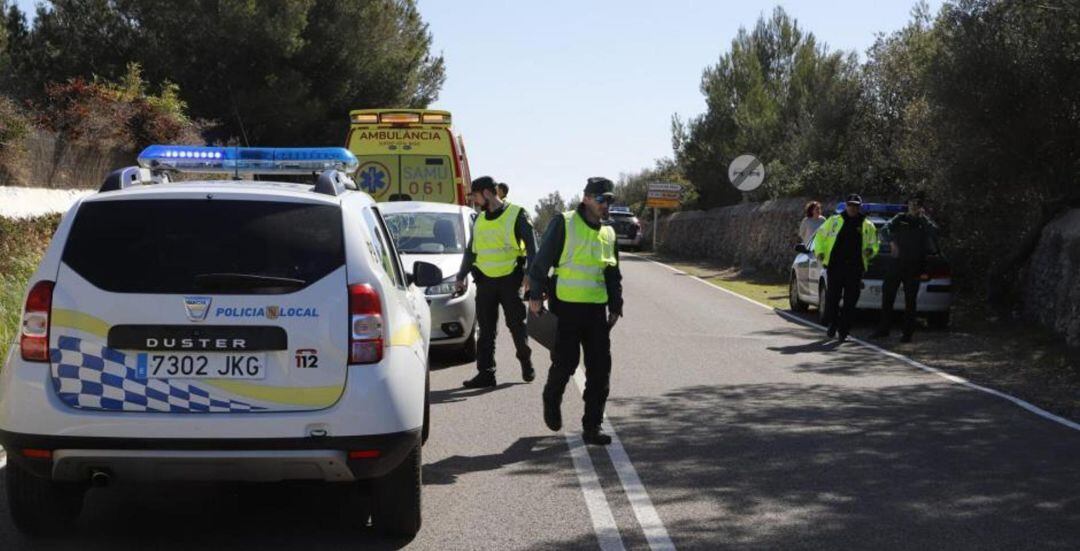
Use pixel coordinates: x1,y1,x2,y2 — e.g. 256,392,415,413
63,199,344,294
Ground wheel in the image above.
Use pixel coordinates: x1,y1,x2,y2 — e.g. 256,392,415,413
789,272,808,312
6,461,85,536
928,311,950,330
460,323,477,362
373,445,422,537
817,281,828,324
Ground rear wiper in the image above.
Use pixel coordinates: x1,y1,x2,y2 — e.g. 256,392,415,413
193,273,307,290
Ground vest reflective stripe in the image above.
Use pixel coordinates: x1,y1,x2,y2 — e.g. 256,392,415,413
472,204,525,277
555,210,617,304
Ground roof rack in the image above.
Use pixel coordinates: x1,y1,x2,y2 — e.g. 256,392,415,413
99,167,169,192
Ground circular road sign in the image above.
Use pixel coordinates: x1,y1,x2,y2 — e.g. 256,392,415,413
728,154,765,192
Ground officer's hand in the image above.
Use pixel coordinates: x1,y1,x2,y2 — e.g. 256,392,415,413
522,278,531,295
607,312,621,328
864,248,874,257
453,280,467,296
529,299,544,316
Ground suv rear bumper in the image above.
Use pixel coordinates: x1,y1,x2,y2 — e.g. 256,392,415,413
0,429,419,482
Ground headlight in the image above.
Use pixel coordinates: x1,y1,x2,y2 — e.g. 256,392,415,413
426,276,460,296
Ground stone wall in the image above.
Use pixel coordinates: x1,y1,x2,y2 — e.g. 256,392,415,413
1,129,132,189
1022,209,1080,347
657,198,809,276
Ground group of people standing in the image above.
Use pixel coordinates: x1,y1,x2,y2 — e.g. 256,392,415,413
801,194,938,343
455,176,622,446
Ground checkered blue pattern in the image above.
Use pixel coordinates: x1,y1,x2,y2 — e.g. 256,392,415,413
50,336,265,413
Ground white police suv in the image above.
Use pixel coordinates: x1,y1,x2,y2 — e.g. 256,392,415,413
0,146,443,537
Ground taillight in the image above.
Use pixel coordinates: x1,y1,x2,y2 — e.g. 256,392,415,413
20,280,54,362
348,284,384,364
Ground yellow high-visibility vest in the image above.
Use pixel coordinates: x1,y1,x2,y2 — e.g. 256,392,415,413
472,204,525,277
813,214,879,270
555,210,616,303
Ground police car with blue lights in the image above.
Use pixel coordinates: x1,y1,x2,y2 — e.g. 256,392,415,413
0,146,442,537
790,202,953,328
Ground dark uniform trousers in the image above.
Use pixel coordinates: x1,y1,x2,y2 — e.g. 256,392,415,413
475,269,531,374
823,266,863,334
880,267,921,336
543,301,611,431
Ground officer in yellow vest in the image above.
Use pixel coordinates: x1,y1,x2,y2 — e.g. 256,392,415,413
813,194,879,342
528,177,623,446
455,176,536,388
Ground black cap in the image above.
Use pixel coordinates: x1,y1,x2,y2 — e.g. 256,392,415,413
584,177,615,197
845,193,863,205
470,176,496,193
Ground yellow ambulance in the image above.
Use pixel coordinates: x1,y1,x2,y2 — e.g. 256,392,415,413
345,109,471,205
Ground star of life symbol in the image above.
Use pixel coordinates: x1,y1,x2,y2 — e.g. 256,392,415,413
360,165,387,193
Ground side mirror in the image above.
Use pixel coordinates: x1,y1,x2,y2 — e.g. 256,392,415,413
411,261,444,287
794,244,809,254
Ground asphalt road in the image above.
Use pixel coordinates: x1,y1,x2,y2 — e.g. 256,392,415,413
2,254,1078,549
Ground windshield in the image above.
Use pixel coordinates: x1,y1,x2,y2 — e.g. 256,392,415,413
383,211,465,254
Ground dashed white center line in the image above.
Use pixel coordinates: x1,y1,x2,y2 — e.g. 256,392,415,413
573,371,675,551
565,430,626,550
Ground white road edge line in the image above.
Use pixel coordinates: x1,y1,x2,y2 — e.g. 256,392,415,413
565,430,626,551
573,371,676,551
629,253,1080,433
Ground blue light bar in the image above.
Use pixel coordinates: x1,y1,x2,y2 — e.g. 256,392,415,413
833,202,907,215
137,145,359,175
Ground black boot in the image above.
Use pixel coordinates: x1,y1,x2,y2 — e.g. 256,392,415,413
582,428,612,446
521,360,535,383
837,330,849,343
543,397,562,431
826,324,837,338
462,372,496,388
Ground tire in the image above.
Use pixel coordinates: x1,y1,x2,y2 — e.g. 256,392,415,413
460,324,477,362
817,281,828,324
373,445,422,537
6,461,84,537
928,311,950,330
789,272,808,312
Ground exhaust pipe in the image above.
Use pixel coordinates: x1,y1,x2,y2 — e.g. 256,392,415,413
90,470,111,488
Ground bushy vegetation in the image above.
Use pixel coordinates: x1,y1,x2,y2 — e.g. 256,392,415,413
0,214,61,363
638,1,1079,307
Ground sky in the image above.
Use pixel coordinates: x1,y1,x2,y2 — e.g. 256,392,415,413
15,0,941,212
417,0,942,213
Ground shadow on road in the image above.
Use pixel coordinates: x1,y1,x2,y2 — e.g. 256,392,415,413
0,474,414,550
429,382,527,405
604,380,1080,549
424,436,565,486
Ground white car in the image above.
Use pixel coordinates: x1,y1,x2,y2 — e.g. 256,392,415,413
380,201,478,360
0,146,442,537
789,203,953,328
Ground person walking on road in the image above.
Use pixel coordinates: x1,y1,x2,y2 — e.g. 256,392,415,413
456,176,536,388
814,194,879,342
529,177,623,446
871,194,937,343
799,201,826,244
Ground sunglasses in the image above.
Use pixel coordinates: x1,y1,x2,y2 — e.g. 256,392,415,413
593,194,616,205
